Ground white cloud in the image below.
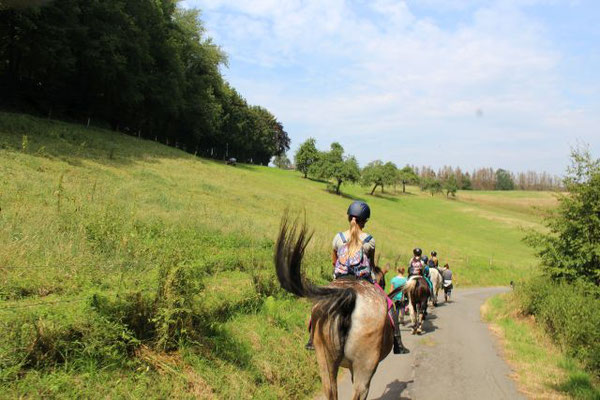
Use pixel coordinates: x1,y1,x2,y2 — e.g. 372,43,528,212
190,0,599,173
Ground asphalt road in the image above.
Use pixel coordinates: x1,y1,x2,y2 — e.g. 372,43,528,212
331,287,524,400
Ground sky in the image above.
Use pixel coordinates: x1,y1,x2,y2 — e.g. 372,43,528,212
183,0,600,174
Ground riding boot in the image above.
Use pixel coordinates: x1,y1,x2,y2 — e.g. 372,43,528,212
392,306,409,354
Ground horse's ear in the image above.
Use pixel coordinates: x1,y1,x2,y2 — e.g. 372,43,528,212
383,263,391,274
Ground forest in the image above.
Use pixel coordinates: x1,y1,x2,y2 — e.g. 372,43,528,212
0,0,290,165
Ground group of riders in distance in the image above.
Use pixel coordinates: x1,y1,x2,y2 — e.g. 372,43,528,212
274,200,455,399
306,200,454,354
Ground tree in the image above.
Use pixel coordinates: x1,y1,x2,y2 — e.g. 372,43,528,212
421,177,442,196
443,175,458,198
294,138,319,178
495,169,515,190
361,160,397,194
273,153,291,169
461,172,472,190
525,148,600,284
310,143,360,195
397,166,419,193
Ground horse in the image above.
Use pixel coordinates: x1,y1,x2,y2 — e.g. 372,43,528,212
402,276,430,334
429,267,443,306
274,218,394,400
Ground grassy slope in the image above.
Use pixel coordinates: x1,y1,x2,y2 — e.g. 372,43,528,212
483,294,600,399
0,112,554,398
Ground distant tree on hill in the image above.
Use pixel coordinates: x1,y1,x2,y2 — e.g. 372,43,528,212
310,143,360,195
397,166,419,193
294,138,319,178
525,148,600,284
495,169,515,190
273,153,291,169
421,177,442,196
443,175,458,198
361,160,397,194
461,172,472,190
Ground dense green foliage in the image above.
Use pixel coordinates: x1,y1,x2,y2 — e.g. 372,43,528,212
0,0,289,164
361,160,397,194
309,142,360,194
442,175,459,198
514,277,600,377
398,165,419,193
294,138,320,178
496,169,515,190
526,149,600,284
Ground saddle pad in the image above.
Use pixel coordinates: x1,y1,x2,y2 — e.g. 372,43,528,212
374,282,395,329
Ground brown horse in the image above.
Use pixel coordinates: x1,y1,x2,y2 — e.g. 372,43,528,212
403,276,430,334
275,218,394,400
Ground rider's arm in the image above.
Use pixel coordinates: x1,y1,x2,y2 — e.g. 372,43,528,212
332,249,338,266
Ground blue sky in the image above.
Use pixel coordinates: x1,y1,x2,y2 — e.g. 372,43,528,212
184,0,599,174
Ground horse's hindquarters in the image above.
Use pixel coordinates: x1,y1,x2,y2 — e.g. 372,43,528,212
343,282,393,366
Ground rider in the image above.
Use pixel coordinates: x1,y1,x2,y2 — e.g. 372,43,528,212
429,251,440,272
408,248,434,298
390,267,408,324
442,263,453,302
331,201,375,281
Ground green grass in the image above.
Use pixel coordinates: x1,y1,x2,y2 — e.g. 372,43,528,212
0,111,553,398
483,294,600,399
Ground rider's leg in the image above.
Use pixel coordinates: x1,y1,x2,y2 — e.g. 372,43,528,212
392,302,409,354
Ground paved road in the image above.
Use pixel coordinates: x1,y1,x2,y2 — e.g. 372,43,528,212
332,287,523,400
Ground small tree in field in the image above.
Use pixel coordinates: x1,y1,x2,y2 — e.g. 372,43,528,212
310,143,360,195
397,166,419,193
421,177,442,196
362,160,397,194
525,148,600,284
443,175,458,198
294,138,319,178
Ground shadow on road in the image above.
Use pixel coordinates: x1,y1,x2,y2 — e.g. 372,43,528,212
373,379,413,400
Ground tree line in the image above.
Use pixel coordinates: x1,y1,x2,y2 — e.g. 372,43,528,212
414,165,563,191
293,138,563,196
0,0,289,165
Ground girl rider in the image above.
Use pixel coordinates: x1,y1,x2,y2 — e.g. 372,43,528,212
331,201,375,281
409,248,434,297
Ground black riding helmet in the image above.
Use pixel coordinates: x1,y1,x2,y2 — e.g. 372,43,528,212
347,201,370,222
413,247,422,257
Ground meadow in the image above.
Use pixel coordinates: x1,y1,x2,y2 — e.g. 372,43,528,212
0,112,556,398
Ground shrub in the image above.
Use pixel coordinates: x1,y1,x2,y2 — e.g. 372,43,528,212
515,277,600,375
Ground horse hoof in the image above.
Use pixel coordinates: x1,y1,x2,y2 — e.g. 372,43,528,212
417,329,423,335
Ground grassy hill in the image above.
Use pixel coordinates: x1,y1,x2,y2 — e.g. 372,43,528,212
0,112,555,398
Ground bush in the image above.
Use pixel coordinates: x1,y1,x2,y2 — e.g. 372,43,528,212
515,277,600,375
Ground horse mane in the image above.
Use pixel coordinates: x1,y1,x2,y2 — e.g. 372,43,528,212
275,215,357,352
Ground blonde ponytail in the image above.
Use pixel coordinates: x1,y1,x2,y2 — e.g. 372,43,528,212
348,217,362,254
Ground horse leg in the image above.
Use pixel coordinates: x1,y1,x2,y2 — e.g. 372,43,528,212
350,357,379,400
314,327,340,400
412,302,419,335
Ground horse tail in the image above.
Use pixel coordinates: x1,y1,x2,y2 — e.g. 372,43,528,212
275,216,357,346
403,277,418,296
